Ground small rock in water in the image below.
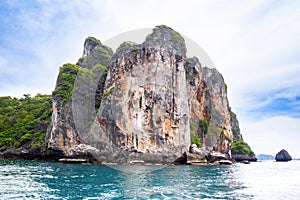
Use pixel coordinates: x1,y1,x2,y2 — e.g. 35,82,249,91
241,160,250,164
218,160,233,165
275,149,292,162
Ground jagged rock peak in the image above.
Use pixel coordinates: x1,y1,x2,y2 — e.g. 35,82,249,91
186,57,201,68
78,37,113,69
143,25,187,57
83,37,102,57
116,41,138,54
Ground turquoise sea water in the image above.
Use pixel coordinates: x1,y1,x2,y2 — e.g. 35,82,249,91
0,160,299,199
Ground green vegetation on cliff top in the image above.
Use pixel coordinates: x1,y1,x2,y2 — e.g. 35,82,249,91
85,36,101,46
0,41,111,152
145,25,186,51
53,63,80,105
53,63,109,109
77,37,113,69
0,62,109,152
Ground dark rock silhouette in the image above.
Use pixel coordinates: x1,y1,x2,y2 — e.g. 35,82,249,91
232,154,257,162
275,149,292,162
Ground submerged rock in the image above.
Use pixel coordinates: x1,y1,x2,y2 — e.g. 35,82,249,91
275,149,292,162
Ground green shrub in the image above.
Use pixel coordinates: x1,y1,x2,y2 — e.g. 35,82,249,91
20,133,32,145
192,137,201,147
53,63,80,104
0,137,14,148
85,37,101,46
190,121,201,147
232,140,255,156
33,130,46,148
78,57,87,63
199,119,208,135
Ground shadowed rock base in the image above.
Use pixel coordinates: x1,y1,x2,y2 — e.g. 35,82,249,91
232,154,257,162
0,148,64,161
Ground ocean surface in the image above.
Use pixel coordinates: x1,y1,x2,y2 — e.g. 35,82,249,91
0,160,299,199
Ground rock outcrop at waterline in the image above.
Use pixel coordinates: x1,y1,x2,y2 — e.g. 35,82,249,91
186,144,233,165
47,25,254,164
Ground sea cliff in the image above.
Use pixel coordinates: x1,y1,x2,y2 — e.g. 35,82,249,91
0,25,255,163
47,25,254,163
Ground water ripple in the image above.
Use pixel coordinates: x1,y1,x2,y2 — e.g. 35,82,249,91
1,160,300,199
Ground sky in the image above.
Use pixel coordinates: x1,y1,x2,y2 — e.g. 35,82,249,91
0,0,300,158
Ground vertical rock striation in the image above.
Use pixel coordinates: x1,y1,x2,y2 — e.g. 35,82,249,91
47,25,253,163
92,26,191,163
186,57,233,156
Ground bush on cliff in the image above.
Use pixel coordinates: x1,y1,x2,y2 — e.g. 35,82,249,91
53,63,80,105
53,63,108,109
231,140,255,156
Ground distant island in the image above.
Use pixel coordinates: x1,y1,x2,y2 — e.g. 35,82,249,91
256,154,275,160
0,25,256,164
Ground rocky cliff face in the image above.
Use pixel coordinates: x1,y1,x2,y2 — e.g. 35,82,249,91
186,57,233,155
47,25,248,163
47,37,113,157
90,26,191,163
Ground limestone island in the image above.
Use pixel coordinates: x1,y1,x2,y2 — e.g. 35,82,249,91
0,25,256,165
